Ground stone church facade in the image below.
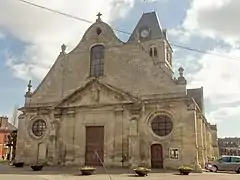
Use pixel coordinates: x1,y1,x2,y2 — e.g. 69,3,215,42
15,11,219,170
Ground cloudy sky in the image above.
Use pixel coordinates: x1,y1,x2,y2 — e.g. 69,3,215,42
0,0,240,137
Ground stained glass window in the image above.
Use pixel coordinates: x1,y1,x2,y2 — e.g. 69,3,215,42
32,120,47,137
90,45,105,77
151,115,173,137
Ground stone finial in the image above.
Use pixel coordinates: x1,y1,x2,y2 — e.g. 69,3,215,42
61,44,66,54
25,80,32,97
96,12,102,22
27,80,32,92
176,67,187,85
178,67,184,77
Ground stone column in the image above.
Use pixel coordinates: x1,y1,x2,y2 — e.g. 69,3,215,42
129,117,140,167
47,111,61,165
202,121,208,162
15,114,25,162
210,125,219,158
196,114,205,167
64,110,76,165
206,127,213,159
113,108,124,166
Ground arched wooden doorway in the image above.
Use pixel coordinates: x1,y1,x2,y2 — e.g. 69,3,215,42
151,144,163,168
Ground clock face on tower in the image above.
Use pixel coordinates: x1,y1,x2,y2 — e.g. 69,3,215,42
139,27,151,39
140,29,150,38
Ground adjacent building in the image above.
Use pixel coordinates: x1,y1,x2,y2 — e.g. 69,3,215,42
0,116,17,159
15,11,218,171
218,137,240,156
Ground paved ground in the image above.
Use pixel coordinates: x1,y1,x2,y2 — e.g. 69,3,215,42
0,162,239,180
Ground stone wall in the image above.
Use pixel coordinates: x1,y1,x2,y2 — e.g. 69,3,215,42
15,14,217,171
28,21,185,106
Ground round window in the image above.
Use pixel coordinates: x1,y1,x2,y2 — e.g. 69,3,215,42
32,119,47,137
151,115,173,137
96,27,102,35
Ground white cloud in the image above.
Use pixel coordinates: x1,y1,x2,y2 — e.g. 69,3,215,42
168,28,192,44
183,0,240,44
188,47,240,105
0,32,5,39
177,0,240,135
208,106,240,123
0,0,135,80
185,47,240,129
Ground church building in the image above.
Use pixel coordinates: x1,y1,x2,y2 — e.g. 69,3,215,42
15,11,219,171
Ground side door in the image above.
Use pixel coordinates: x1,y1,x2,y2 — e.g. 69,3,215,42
217,156,232,171
230,157,240,172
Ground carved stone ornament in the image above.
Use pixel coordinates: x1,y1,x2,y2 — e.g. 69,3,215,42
187,102,196,111
18,114,25,121
54,111,62,118
127,104,141,115
114,93,126,101
91,84,100,102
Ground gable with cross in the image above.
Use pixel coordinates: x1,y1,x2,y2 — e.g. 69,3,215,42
96,12,102,22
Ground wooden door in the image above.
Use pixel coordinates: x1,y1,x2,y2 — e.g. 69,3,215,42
85,126,104,166
151,144,163,168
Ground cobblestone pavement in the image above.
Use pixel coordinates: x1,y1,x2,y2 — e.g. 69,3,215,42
0,163,239,180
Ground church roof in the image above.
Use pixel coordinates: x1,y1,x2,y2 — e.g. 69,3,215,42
187,87,204,113
128,11,163,42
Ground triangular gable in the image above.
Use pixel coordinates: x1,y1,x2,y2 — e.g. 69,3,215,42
56,79,139,108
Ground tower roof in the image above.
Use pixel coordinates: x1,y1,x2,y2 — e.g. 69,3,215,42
128,11,164,42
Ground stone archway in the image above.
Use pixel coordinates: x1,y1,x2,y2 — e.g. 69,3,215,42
151,144,163,168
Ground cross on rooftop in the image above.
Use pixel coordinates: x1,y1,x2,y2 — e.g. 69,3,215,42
96,12,102,22
27,80,32,92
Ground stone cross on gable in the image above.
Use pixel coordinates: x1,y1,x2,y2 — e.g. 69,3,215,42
96,12,102,22
27,80,32,92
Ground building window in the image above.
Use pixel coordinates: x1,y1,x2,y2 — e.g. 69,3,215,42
96,27,102,35
149,47,158,58
90,45,105,77
153,47,158,57
32,119,47,137
4,135,7,144
151,115,173,137
169,148,179,159
149,48,153,57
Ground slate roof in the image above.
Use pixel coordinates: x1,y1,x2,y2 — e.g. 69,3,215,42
187,87,204,113
128,11,164,42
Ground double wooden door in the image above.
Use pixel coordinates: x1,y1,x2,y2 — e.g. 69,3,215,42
85,126,104,166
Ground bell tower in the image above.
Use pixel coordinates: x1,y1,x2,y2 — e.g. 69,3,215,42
128,11,173,74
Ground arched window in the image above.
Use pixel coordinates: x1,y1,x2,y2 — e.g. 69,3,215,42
149,47,158,58
154,47,158,57
149,48,153,57
151,115,173,137
90,45,105,77
32,119,47,137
